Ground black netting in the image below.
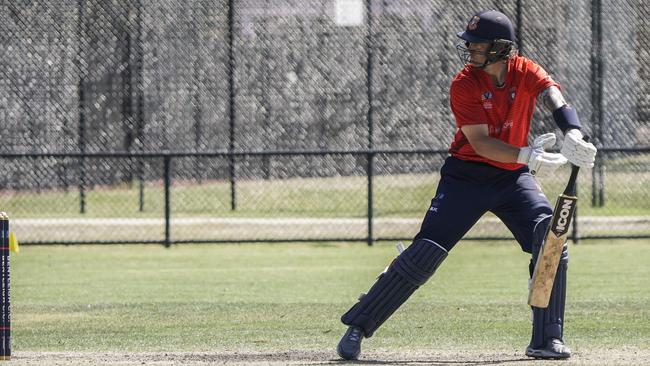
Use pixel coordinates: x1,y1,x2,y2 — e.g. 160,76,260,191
1,0,648,244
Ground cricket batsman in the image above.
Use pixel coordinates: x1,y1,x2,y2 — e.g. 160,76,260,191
336,9,597,360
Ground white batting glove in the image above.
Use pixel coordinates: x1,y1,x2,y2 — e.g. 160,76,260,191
531,132,557,150
560,129,597,168
517,133,568,176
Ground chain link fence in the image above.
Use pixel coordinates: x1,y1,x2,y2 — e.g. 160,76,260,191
1,0,649,245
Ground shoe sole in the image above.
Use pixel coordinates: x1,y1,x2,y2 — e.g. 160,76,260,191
526,349,571,359
337,343,359,361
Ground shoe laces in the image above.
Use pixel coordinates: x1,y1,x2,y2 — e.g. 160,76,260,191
348,327,362,342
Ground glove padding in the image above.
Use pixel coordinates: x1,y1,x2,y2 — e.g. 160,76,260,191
560,129,597,168
517,133,568,176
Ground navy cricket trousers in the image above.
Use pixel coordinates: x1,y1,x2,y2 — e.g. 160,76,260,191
414,156,553,254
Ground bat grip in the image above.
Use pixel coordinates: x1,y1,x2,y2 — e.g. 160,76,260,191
562,135,590,196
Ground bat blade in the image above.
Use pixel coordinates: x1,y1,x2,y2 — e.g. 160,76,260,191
529,135,589,308
528,193,577,308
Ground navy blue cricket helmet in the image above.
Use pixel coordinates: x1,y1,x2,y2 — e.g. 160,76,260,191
456,10,517,67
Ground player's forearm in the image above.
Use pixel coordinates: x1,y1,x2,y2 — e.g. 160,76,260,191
470,136,520,163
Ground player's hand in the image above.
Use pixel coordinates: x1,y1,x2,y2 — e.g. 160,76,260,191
517,133,568,176
531,132,557,151
560,129,597,168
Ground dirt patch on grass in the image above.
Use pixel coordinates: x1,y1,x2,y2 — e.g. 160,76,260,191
10,348,650,365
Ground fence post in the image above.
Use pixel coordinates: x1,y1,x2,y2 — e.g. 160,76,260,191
365,0,375,246
164,154,172,248
515,0,523,55
77,0,87,214
367,152,375,246
598,162,605,207
592,153,605,207
591,0,604,208
192,4,204,184
227,0,237,211
591,157,598,207
135,0,146,212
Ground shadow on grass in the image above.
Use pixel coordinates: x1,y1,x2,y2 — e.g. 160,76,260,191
325,359,531,366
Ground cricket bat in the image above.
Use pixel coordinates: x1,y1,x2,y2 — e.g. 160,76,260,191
528,158,584,308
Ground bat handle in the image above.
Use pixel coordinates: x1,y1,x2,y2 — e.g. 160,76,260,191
563,135,590,196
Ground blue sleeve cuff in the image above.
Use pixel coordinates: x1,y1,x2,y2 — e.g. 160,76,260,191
552,105,582,133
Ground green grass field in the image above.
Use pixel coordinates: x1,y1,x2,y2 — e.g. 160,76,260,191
10,240,650,365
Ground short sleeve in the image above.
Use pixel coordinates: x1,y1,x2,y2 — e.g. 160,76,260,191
523,61,560,97
449,78,488,128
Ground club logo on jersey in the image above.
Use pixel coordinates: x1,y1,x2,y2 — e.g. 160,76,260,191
509,87,517,101
481,91,493,109
468,16,480,30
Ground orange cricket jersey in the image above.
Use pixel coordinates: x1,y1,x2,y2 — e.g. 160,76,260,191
449,56,559,170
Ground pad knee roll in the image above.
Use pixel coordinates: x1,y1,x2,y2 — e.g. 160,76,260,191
341,239,447,337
